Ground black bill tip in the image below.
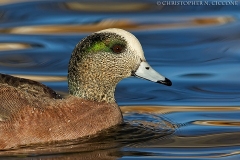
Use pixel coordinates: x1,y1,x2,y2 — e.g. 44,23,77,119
157,78,172,86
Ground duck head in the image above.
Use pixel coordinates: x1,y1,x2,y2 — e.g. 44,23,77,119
68,28,171,103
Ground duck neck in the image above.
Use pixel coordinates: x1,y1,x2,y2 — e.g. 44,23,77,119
68,49,120,103
68,74,116,103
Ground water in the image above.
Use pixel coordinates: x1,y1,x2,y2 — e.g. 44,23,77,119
0,0,240,159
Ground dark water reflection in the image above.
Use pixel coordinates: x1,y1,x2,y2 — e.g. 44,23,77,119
0,0,240,159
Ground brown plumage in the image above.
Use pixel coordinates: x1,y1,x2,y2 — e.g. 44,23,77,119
0,28,171,149
0,84,122,149
0,73,62,99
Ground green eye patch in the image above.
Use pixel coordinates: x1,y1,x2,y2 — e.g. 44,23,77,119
87,41,111,53
81,32,127,54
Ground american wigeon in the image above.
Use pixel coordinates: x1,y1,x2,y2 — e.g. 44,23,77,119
0,28,171,149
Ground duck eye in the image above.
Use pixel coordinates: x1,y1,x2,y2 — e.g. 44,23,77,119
111,44,124,53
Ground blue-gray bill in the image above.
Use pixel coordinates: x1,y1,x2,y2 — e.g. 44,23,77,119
132,61,172,86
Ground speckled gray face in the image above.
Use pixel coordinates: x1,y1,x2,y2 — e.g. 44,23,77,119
68,28,171,103
68,32,142,102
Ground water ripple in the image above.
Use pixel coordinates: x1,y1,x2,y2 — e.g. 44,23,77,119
0,1,240,159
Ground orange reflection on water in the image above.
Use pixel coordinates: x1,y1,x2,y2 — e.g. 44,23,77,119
13,75,66,82
121,106,240,114
194,120,240,127
0,0,33,5
0,17,234,35
0,43,31,51
0,20,136,35
64,2,153,12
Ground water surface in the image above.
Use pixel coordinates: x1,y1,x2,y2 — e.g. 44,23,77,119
0,0,240,159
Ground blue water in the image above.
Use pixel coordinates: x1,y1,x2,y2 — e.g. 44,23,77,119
0,0,240,159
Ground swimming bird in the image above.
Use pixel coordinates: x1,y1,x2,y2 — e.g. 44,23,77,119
0,28,171,149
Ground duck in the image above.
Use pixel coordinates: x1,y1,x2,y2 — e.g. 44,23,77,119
0,28,171,149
